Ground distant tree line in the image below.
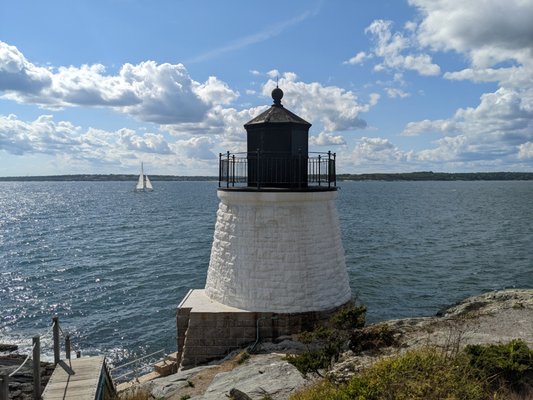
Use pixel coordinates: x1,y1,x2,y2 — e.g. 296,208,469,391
337,171,533,181
0,174,217,182
1,171,532,182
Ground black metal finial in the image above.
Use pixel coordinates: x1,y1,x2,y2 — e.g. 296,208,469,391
272,83,283,106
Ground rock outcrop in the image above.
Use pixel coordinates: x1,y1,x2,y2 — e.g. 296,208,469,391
0,354,54,400
123,289,533,400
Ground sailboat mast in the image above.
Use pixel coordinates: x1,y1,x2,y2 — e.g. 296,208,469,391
141,162,145,189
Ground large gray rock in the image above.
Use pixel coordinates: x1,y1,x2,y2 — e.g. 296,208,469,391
137,364,218,398
200,353,308,400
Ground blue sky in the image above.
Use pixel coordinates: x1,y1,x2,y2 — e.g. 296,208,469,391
1,0,533,176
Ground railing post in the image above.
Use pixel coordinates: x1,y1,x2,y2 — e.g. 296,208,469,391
65,335,71,360
52,316,60,365
218,153,222,187
333,153,337,187
256,148,261,189
231,154,236,187
328,151,331,188
33,336,41,400
298,149,302,189
318,154,322,186
1,374,8,400
226,151,230,189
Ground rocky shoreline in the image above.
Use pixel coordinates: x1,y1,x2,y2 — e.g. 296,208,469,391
125,288,533,400
0,352,54,400
3,289,532,400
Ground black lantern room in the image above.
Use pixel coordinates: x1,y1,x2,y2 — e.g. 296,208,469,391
244,87,311,188
218,87,336,191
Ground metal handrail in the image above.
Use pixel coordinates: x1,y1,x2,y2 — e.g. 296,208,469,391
110,349,165,382
1,316,79,400
219,150,336,189
110,349,165,371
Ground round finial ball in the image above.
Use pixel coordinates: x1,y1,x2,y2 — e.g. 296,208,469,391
272,87,283,103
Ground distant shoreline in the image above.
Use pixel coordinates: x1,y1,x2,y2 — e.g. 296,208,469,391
0,171,532,182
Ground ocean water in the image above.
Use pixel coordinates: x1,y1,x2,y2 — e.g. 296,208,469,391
1,180,532,368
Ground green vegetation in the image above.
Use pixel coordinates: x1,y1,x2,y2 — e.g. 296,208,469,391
285,305,370,377
465,339,533,392
235,351,251,364
290,340,533,400
287,303,533,399
291,348,486,400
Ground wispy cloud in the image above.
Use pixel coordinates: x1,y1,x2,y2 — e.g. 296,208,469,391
187,3,322,63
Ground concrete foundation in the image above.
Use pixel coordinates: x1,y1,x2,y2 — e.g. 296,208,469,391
176,289,351,369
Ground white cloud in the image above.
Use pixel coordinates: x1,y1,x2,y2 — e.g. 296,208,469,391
389,0,533,169
340,136,414,172
402,119,456,137
194,76,238,106
518,142,533,159
118,129,173,154
0,42,52,93
310,132,346,146
261,73,371,135
411,0,533,67
402,87,533,165
0,114,175,165
187,5,320,63
364,19,440,76
343,51,369,65
385,87,410,99
267,69,280,79
0,41,238,124
369,93,381,106
174,136,216,160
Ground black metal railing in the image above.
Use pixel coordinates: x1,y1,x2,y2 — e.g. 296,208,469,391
219,151,336,189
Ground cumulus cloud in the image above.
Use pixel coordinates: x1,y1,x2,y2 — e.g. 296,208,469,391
385,87,410,99
402,87,533,165
0,41,238,124
340,136,414,171
260,72,371,135
411,0,533,67
174,136,216,160
518,142,533,159
165,104,267,149
362,19,440,76
0,42,52,93
310,132,346,146
118,129,173,154
0,114,177,166
343,51,370,65
393,0,533,168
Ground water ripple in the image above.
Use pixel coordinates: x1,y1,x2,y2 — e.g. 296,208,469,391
1,180,532,365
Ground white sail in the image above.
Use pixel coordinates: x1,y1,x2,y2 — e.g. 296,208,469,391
134,162,154,191
135,173,145,190
145,176,153,190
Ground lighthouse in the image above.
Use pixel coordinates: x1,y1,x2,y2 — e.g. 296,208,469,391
176,87,352,369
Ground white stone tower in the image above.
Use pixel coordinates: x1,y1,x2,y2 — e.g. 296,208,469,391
176,87,352,369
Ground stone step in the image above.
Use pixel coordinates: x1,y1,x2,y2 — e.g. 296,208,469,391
153,359,177,376
167,351,181,362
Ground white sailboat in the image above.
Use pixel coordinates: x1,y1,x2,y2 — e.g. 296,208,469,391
135,162,153,192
